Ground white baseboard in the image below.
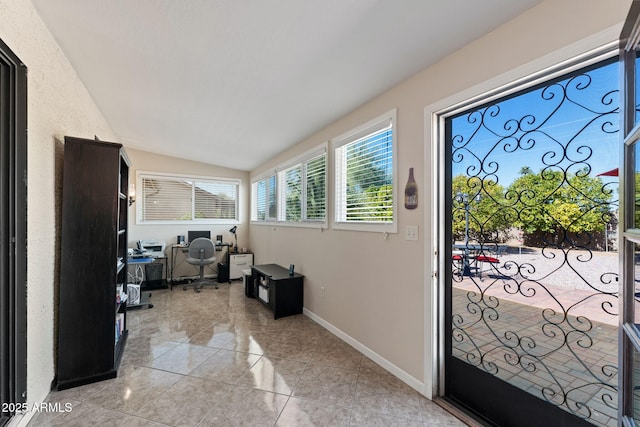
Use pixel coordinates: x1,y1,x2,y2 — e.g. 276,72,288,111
303,307,426,396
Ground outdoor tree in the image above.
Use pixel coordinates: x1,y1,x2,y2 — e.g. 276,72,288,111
346,138,392,221
506,168,613,236
451,174,510,241
306,156,326,220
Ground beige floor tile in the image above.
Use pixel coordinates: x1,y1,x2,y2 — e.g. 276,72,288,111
234,355,307,394
293,364,359,407
349,409,425,427
275,397,351,426
188,348,262,383
144,342,219,374
30,284,467,426
135,376,233,426
84,366,183,414
198,387,288,427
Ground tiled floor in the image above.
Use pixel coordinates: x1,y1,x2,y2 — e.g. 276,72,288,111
30,281,466,426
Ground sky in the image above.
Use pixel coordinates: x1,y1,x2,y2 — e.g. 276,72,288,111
450,59,620,192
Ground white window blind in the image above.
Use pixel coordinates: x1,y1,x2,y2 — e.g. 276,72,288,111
138,173,239,224
252,174,277,221
334,110,396,231
276,149,326,224
306,154,326,220
280,165,302,221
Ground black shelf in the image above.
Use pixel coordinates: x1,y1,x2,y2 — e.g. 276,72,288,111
56,137,130,390
251,264,304,319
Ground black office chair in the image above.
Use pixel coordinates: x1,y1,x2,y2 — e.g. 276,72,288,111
184,238,217,292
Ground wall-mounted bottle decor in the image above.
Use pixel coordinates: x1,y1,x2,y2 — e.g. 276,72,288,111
404,167,418,209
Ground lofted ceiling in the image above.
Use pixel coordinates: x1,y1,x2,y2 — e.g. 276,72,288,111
32,0,540,171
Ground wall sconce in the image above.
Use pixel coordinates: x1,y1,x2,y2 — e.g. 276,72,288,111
128,184,136,206
229,226,238,252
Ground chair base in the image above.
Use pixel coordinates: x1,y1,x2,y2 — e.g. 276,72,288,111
183,278,218,292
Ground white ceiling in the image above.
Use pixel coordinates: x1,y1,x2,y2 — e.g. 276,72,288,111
32,0,540,171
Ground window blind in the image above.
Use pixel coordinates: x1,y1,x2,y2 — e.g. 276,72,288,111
306,154,326,220
252,174,277,221
139,173,238,223
335,123,393,223
276,151,326,223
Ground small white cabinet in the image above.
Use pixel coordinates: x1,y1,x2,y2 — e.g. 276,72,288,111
229,253,253,280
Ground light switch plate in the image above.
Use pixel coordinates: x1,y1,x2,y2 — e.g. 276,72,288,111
406,225,419,241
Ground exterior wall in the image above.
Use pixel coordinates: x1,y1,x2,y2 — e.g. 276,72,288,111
249,0,631,396
0,1,119,425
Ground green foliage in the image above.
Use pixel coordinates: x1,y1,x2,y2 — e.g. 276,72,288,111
452,169,613,241
508,169,612,234
345,141,392,222
306,156,326,220
452,175,510,240
635,172,640,227
285,168,302,221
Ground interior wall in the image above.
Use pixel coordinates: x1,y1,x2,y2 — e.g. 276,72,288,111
126,147,250,251
249,0,631,396
0,1,630,426
0,1,119,425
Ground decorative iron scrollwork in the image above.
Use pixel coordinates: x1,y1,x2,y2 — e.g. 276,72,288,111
450,59,622,423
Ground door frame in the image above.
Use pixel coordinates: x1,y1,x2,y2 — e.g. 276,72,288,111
0,37,27,426
617,2,640,424
425,25,621,418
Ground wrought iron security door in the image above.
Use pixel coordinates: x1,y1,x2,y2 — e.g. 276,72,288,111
444,57,622,426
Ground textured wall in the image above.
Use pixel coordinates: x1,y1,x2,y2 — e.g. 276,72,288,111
0,1,118,424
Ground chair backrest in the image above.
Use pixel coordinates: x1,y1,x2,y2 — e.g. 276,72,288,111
188,237,215,260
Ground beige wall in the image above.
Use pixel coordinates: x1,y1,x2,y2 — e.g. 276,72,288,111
0,1,119,424
249,0,631,396
126,147,249,250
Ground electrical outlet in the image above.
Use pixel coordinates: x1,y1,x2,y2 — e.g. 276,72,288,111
321,286,326,297
406,225,419,241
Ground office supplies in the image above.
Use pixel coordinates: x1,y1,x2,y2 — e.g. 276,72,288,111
137,240,166,258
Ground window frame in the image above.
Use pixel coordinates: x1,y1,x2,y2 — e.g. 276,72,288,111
251,143,328,228
251,171,278,224
136,171,240,225
332,109,398,233
276,144,328,228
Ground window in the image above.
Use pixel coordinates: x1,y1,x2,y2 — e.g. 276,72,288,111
252,145,327,226
137,172,239,224
277,147,327,224
252,174,277,222
333,109,397,232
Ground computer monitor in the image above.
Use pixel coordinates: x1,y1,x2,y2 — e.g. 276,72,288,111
188,230,211,243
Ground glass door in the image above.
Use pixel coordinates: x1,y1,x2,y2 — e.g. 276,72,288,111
442,55,622,426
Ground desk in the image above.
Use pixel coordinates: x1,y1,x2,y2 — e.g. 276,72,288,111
169,243,231,286
251,264,304,319
128,256,167,289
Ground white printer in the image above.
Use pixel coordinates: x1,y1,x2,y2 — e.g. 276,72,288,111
137,240,167,258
